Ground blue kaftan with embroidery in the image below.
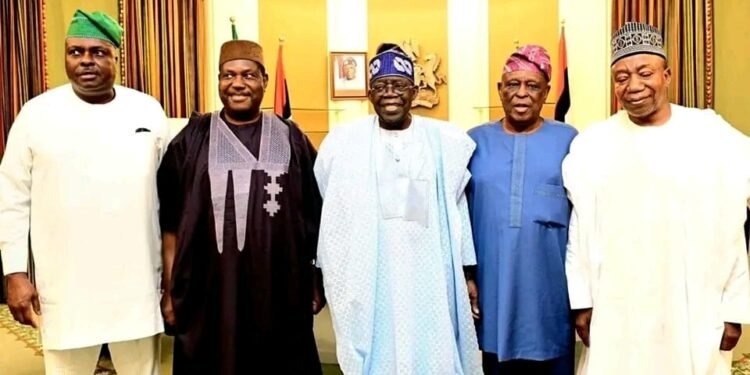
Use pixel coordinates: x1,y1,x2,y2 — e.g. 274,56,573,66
467,120,577,368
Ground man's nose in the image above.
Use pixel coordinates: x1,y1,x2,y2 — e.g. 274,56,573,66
80,52,95,65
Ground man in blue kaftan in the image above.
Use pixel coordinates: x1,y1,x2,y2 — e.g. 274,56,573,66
467,45,577,375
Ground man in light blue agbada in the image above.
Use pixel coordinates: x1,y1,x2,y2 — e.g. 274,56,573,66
315,43,481,375
467,45,577,375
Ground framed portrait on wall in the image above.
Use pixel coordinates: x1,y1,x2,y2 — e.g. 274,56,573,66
330,52,367,99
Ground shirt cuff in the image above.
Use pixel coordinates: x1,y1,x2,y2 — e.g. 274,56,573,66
721,301,750,324
1,244,29,275
567,282,593,310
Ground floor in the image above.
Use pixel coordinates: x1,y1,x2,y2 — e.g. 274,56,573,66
0,305,342,374
3,304,750,374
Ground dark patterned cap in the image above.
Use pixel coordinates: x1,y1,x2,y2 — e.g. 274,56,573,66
219,18,264,69
611,22,666,65
219,40,264,68
368,44,414,84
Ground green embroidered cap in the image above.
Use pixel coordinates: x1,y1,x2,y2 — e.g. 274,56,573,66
66,9,123,48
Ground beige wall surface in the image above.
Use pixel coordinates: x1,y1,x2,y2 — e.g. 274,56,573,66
715,0,750,135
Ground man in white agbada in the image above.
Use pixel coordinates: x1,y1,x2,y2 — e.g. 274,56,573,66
314,43,482,375
0,9,166,374
563,22,750,375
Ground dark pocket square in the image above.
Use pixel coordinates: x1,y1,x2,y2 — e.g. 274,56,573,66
135,127,152,133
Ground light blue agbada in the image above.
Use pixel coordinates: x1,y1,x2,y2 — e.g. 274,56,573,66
467,120,577,364
315,115,481,375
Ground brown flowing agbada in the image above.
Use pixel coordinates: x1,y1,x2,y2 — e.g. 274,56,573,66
157,111,323,374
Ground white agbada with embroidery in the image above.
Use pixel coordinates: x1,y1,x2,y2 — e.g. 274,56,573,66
0,84,167,350
315,115,481,375
563,104,750,375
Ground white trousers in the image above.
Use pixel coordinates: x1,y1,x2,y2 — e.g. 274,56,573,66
43,335,160,375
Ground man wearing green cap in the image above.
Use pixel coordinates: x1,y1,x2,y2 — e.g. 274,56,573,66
0,9,167,374
157,36,324,374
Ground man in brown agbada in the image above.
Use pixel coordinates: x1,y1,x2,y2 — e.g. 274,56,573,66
157,37,325,374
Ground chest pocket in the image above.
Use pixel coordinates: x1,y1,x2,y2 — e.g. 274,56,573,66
533,183,571,228
122,132,159,177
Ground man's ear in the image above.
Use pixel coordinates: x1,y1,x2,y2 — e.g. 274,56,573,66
541,83,551,102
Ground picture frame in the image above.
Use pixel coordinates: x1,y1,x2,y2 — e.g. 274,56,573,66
330,51,368,99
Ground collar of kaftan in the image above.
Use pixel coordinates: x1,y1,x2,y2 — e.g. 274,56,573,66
207,111,290,253
376,119,430,226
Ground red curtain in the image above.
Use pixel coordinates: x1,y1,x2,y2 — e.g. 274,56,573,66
120,0,207,117
0,0,47,159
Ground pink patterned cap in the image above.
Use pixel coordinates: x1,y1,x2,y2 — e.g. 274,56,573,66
503,44,552,81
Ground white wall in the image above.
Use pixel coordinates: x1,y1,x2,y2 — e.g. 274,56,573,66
448,0,490,129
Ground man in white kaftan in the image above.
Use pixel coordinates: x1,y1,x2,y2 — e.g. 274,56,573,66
564,22,750,375
0,10,166,374
314,44,481,375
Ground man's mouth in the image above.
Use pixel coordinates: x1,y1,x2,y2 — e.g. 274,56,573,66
513,104,531,114
229,94,251,102
381,101,404,113
78,72,98,80
628,97,648,106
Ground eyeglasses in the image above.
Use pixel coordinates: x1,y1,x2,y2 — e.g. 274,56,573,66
502,81,545,94
370,81,413,95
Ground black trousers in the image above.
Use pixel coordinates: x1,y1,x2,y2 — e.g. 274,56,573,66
482,352,574,375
